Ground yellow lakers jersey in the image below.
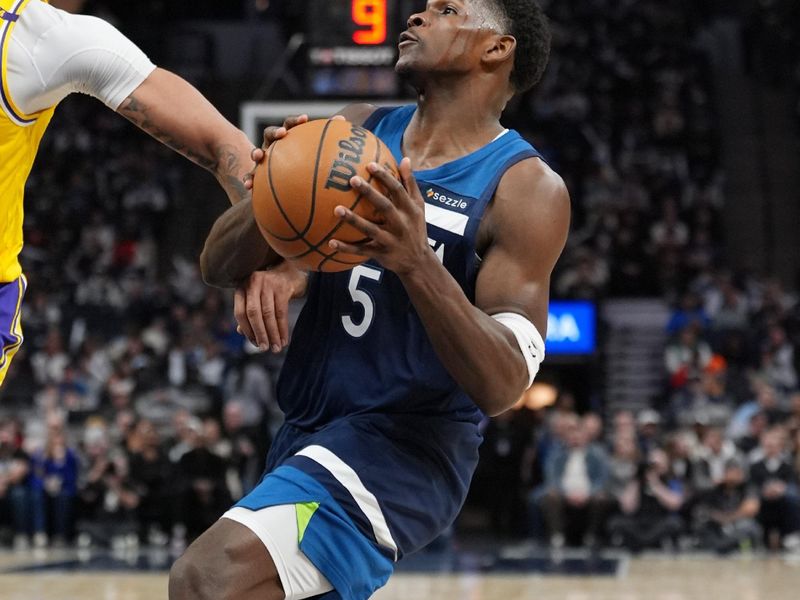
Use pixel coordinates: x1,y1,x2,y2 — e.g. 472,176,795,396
0,0,56,282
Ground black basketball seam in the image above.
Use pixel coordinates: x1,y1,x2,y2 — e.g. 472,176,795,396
285,136,386,262
260,120,334,243
261,136,307,242
302,118,334,236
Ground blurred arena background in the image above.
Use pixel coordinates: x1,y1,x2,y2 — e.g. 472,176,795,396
1,0,800,598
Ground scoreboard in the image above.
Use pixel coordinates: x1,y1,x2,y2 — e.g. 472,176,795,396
306,0,417,97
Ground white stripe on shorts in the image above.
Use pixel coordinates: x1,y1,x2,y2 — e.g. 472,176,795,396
295,445,399,560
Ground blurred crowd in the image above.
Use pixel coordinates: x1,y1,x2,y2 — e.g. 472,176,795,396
0,98,280,550
472,389,800,554
2,0,800,555
510,0,725,302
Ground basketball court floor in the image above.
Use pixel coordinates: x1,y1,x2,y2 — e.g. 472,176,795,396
0,546,798,600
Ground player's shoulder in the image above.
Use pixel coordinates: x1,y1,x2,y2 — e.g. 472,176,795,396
495,155,570,218
336,103,380,127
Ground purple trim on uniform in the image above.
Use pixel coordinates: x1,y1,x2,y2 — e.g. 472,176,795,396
0,277,24,371
0,0,35,124
1,11,19,22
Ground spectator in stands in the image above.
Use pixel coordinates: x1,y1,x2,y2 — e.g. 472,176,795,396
637,409,663,454
168,410,197,463
729,381,786,441
175,419,231,541
737,412,770,456
692,427,741,494
75,425,140,548
607,432,640,515
221,401,268,496
667,293,712,335
749,428,800,549
30,425,80,547
665,325,713,390
30,329,70,388
694,458,761,554
536,414,609,548
0,420,31,549
612,411,637,439
608,448,686,552
128,419,173,544
708,279,749,334
760,325,798,393
670,370,732,428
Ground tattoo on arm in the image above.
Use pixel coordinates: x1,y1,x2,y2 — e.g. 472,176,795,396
119,94,250,203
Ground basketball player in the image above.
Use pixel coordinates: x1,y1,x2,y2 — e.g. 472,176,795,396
0,0,254,385
175,1,569,599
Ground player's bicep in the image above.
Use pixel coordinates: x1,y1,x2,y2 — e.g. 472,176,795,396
475,162,571,335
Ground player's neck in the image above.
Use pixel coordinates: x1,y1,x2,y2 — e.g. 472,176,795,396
405,79,507,171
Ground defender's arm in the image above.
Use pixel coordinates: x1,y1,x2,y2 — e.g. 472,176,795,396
118,69,254,206
10,2,254,205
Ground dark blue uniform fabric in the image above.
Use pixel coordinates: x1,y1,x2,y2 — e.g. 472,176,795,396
238,105,543,599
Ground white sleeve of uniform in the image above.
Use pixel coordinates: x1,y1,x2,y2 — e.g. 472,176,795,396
6,0,156,115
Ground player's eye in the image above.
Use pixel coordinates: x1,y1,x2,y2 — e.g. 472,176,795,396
442,6,457,15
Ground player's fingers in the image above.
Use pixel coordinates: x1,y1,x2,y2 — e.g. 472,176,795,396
259,289,283,353
262,126,287,149
244,172,254,191
234,288,257,346
350,176,394,215
366,162,408,208
328,239,376,257
283,114,309,130
398,158,423,207
330,115,347,122
334,205,384,241
275,291,290,349
245,281,270,351
251,147,265,163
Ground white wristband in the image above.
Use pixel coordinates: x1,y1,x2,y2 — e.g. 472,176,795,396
492,312,546,388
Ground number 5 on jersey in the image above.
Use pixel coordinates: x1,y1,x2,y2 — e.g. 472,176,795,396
342,265,383,338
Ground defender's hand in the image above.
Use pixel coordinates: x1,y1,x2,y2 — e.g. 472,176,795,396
244,114,347,190
328,158,433,276
234,261,309,352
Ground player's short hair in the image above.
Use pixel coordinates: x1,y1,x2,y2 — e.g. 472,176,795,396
476,0,551,92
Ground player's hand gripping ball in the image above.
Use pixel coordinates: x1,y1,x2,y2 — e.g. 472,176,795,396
251,119,399,272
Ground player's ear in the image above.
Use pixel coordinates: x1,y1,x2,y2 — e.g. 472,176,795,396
483,34,516,67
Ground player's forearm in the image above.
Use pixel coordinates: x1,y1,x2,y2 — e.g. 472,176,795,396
399,251,529,416
201,200,280,288
117,69,254,205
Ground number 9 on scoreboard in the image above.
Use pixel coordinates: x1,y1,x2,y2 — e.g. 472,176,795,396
352,0,387,45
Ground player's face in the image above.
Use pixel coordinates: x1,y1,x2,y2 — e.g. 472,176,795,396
396,0,500,79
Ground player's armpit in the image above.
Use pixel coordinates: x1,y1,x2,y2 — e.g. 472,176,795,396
200,200,281,289
117,68,254,206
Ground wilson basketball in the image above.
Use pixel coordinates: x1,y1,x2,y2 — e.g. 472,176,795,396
251,119,399,272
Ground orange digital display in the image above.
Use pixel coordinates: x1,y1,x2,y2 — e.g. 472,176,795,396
352,0,387,45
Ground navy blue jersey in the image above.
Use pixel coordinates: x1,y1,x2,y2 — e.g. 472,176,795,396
269,105,544,558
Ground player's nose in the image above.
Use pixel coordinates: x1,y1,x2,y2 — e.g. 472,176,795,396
407,13,426,29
